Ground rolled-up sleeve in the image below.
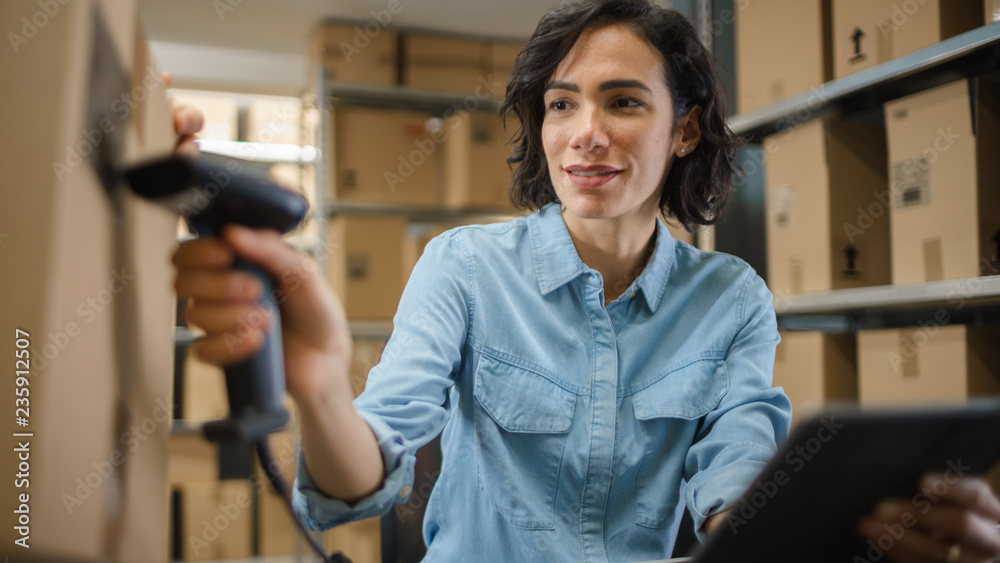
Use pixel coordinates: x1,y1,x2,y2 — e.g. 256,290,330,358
683,270,792,541
292,233,472,529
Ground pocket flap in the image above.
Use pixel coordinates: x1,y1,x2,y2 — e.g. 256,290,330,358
632,357,728,421
475,353,576,433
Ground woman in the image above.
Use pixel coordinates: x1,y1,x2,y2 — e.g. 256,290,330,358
172,1,1000,561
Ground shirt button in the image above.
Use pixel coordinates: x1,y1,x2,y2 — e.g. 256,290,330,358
398,486,412,498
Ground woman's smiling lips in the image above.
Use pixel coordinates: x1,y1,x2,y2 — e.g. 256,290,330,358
563,164,622,189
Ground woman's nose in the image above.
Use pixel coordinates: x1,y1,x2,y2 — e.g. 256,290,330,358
569,106,609,153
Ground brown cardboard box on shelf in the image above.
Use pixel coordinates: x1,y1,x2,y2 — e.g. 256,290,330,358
402,223,455,283
0,1,176,560
309,21,398,86
332,107,440,205
172,480,253,561
989,0,1000,24
255,431,300,556
765,117,891,296
181,349,229,420
351,337,389,396
735,0,832,113
858,326,1000,404
443,112,515,209
884,79,1000,284
833,0,982,79
490,40,524,97
168,434,219,485
247,97,302,146
324,517,383,563
772,331,858,423
327,216,409,320
403,32,492,93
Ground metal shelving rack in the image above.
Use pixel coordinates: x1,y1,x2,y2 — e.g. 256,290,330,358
728,22,1000,330
729,21,1000,141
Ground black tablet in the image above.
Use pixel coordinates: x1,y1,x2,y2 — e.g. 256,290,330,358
691,400,1000,563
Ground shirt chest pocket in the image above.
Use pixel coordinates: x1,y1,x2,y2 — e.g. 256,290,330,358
473,351,580,530
631,356,729,529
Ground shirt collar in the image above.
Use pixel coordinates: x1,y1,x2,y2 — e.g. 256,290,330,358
527,203,677,313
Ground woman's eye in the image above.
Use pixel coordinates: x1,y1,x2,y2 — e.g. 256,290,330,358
549,99,570,111
613,97,643,108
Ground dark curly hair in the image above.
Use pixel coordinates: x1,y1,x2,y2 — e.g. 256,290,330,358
500,0,742,229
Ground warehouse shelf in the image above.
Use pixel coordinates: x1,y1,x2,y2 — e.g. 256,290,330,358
175,325,202,346
729,22,1000,141
350,320,394,339
327,81,503,115
199,140,319,164
775,275,1000,331
326,199,522,223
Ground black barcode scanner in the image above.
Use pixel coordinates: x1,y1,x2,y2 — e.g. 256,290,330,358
124,153,307,442
125,154,352,562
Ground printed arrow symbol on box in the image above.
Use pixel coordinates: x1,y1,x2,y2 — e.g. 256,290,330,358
849,27,867,63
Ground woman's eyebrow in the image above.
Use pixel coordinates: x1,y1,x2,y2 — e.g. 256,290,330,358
544,79,652,93
599,79,652,92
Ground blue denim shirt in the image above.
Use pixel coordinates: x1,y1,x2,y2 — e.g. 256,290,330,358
293,203,792,562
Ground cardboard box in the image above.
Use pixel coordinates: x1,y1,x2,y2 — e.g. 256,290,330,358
403,32,491,93
0,1,176,560
351,338,388,396
168,434,219,485
833,0,982,79
772,331,858,422
327,216,409,320
252,431,383,560
332,107,440,205
247,96,302,145
765,117,891,295
490,41,523,97
259,488,382,562
735,0,832,113
172,480,253,561
990,0,1000,24
443,112,515,209
324,517,382,563
180,349,229,420
858,326,1000,404
884,79,1000,284
309,21,398,86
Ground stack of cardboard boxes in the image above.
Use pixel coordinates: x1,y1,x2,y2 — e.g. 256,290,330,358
314,22,525,327
736,1,1000,419
0,1,178,559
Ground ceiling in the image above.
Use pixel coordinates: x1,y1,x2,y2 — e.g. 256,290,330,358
137,0,560,55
